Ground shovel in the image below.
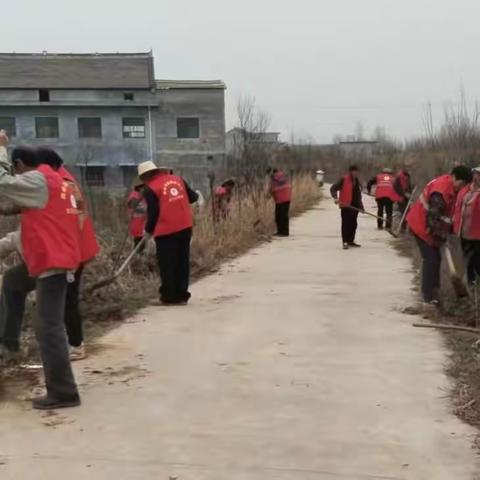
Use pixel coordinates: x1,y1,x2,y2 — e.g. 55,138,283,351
443,244,469,298
88,236,147,293
345,205,398,238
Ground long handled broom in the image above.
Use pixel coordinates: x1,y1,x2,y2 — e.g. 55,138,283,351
88,236,147,293
443,244,470,298
394,187,418,237
345,205,398,238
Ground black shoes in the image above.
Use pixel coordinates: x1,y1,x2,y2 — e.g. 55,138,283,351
348,242,361,248
343,243,349,250
33,394,81,410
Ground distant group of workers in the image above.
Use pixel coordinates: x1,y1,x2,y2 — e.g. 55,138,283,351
0,125,292,411
331,162,479,312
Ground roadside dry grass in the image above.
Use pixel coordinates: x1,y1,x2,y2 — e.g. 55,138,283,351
0,174,321,388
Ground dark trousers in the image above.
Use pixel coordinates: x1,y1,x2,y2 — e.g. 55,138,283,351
415,235,441,302
461,239,480,284
0,264,84,350
0,263,35,351
64,267,84,347
36,274,78,400
377,198,393,229
155,228,192,304
275,202,290,236
134,236,146,254
341,208,359,244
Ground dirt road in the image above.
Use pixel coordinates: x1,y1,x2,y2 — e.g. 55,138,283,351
0,197,478,479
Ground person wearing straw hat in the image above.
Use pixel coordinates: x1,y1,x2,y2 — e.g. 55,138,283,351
138,161,198,305
453,166,480,285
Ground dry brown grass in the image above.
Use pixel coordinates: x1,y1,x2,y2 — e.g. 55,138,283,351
0,173,321,379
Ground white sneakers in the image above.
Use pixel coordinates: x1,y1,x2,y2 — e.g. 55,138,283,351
69,343,87,362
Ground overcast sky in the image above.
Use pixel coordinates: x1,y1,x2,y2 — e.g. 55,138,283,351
3,0,479,143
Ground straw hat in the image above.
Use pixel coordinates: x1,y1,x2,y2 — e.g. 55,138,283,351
137,161,159,178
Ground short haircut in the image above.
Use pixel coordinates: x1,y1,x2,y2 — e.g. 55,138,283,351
222,179,235,188
451,165,473,183
349,165,359,172
11,147,38,168
35,147,64,170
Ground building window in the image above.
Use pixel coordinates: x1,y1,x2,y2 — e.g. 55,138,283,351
177,117,200,139
124,93,135,101
35,117,59,138
123,117,145,138
0,117,16,137
121,166,137,188
39,89,50,102
83,166,105,187
78,117,102,138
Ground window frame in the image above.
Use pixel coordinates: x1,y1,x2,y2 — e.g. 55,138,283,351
0,117,16,137
124,92,135,101
39,89,50,102
122,117,146,139
83,166,105,187
177,117,200,139
78,117,102,138
35,116,59,139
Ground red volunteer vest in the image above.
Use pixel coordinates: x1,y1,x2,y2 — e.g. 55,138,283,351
146,173,193,237
453,184,480,239
375,173,396,200
21,165,81,277
339,174,353,207
407,174,456,246
271,171,292,204
58,166,99,264
127,190,147,238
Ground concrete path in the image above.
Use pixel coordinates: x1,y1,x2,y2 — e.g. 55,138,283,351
0,196,479,480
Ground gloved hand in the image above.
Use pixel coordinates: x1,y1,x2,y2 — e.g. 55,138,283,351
334,198,339,205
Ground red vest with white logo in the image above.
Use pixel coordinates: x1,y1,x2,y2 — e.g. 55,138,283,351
407,174,456,246
271,171,292,204
21,165,81,277
453,184,480,239
375,173,396,200
127,190,147,238
339,174,353,207
146,173,193,237
58,166,99,264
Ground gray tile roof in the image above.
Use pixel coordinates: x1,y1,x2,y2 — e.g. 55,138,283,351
0,52,155,89
156,79,226,90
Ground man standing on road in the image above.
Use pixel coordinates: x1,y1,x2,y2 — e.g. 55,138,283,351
269,168,292,237
453,166,480,285
407,166,472,309
331,165,364,250
367,167,397,231
0,131,81,410
139,161,198,305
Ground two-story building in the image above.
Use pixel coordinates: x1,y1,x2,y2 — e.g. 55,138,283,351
0,52,226,191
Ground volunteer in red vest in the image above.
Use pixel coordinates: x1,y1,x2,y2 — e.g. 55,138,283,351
269,168,292,237
138,161,199,305
330,165,364,250
214,179,235,221
36,148,99,361
367,167,397,230
127,180,147,252
393,167,413,215
407,166,472,307
453,166,480,285
0,131,81,410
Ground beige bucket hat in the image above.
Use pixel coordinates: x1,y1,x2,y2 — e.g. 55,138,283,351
137,161,159,178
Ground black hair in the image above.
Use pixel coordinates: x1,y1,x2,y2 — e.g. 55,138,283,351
35,147,64,170
451,165,473,183
222,179,235,188
349,165,359,172
11,147,38,168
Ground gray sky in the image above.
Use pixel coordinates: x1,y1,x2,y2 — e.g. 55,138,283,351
3,0,479,143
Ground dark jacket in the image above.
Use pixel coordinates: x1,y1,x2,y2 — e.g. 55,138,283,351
330,176,364,210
